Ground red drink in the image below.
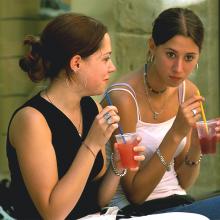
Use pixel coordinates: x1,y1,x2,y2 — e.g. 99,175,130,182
199,135,217,154
196,119,218,155
117,141,138,168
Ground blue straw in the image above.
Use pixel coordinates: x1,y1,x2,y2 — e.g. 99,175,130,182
105,92,126,143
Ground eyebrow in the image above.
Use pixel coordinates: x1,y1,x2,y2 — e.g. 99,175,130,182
165,48,198,55
103,51,112,55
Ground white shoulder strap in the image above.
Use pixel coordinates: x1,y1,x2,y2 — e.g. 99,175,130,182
104,83,141,120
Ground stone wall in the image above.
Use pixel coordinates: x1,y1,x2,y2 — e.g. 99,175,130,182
0,0,50,179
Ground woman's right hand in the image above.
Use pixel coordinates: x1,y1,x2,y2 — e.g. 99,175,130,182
113,136,146,171
85,105,120,152
172,94,204,137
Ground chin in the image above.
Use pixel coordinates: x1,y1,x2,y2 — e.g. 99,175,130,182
93,88,105,96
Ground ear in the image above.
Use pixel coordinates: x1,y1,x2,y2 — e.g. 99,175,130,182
69,55,81,72
148,37,156,54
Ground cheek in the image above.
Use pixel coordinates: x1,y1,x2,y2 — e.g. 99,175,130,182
155,56,171,72
184,59,197,70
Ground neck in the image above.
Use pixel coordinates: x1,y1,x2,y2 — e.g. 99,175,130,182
45,80,82,111
144,71,167,95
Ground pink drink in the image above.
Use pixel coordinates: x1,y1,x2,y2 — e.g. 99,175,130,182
117,141,138,169
115,133,138,169
196,120,217,155
199,136,217,154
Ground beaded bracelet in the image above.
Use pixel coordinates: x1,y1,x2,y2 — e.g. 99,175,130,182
110,153,127,177
156,148,173,172
184,154,203,166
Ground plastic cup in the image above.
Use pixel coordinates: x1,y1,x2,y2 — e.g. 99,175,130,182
115,133,138,169
196,119,217,154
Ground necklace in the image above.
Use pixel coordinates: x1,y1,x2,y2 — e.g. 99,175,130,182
145,73,167,94
45,90,82,136
143,72,167,120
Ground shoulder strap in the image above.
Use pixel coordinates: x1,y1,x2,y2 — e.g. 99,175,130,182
104,83,141,120
178,81,185,104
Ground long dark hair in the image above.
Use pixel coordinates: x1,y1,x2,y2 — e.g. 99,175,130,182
152,8,204,51
19,13,107,82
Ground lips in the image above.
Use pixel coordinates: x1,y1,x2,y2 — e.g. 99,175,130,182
169,76,182,81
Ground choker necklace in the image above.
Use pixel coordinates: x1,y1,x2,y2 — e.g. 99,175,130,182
145,73,167,94
143,72,167,120
44,90,82,137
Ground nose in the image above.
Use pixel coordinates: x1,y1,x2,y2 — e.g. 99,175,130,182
173,59,183,73
109,60,116,73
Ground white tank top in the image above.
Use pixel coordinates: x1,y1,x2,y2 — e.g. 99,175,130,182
105,81,187,209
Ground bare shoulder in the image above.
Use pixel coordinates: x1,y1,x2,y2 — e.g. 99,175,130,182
11,106,48,131
185,78,199,99
9,106,51,148
101,67,143,114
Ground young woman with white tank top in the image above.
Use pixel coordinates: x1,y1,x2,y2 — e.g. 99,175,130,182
101,8,220,220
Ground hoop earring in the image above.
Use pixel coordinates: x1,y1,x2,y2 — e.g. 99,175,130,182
65,78,70,87
83,78,87,89
147,55,154,63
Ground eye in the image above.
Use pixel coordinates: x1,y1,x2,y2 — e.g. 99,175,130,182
185,54,194,62
166,51,176,59
104,55,111,62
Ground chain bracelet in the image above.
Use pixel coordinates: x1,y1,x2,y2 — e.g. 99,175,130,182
156,148,173,171
110,153,127,177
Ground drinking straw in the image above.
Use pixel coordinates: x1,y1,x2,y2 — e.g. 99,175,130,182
197,89,208,133
105,92,126,143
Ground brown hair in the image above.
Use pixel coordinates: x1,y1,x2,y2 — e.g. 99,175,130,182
152,8,204,51
19,13,108,82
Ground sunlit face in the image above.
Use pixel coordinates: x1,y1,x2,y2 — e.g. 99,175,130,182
152,35,200,87
79,33,116,95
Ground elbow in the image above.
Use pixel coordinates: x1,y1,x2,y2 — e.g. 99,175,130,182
42,213,66,220
126,192,147,205
39,207,68,220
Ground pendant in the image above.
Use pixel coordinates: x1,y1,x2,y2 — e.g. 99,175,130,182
153,112,159,120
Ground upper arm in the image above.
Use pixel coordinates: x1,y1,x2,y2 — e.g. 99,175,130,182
105,90,138,133
9,107,58,212
184,79,199,99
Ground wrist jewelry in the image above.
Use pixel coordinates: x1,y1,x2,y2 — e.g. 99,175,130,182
110,153,127,177
156,148,173,172
83,142,96,158
184,154,203,166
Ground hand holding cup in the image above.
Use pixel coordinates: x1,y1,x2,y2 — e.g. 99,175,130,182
114,133,145,171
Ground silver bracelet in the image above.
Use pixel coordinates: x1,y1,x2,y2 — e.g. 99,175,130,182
156,148,173,172
184,154,203,166
110,153,127,177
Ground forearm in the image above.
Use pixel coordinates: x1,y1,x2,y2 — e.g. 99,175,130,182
176,145,202,189
126,128,184,204
37,144,98,220
97,165,121,207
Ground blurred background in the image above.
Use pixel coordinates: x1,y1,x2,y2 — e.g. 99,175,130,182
0,0,219,198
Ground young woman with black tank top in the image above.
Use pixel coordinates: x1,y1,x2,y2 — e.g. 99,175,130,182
6,13,146,219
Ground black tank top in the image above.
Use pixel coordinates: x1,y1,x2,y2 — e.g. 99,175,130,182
7,93,104,219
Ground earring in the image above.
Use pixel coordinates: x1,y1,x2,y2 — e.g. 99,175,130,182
147,54,154,63
196,63,199,70
82,78,87,89
65,78,70,87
